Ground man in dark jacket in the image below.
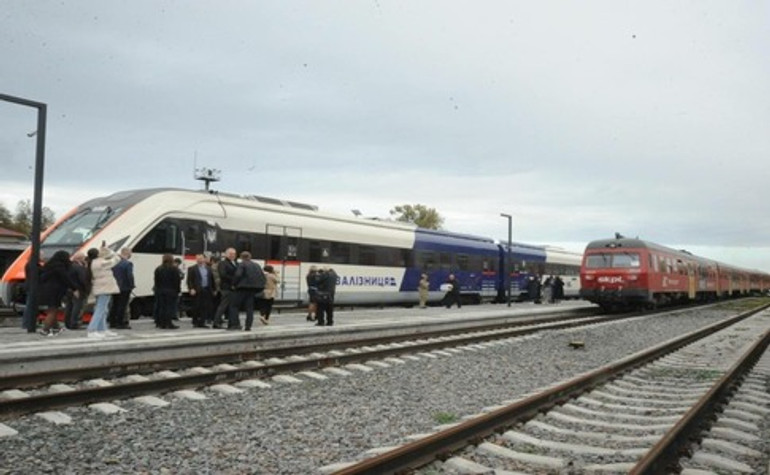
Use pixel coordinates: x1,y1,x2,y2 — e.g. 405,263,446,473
108,248,135,329
64,252,89,329
230,251,266,331
187,254,216,328
443,273,461,309
315,267,338,326
213,248,237,328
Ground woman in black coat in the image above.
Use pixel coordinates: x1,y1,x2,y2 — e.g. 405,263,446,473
154,253,181,329
38,250,77,335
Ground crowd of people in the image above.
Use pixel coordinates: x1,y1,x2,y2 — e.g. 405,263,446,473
32,245,287,337
31,245,567,337
526,274,566,304
35,241,132,338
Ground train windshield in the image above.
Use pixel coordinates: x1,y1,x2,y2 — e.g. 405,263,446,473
585,252,641,269
43,206,122,247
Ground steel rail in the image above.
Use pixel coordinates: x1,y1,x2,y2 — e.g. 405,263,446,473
0,313,618,417
331,303,770,475
630,324,770,474
1,308,600,390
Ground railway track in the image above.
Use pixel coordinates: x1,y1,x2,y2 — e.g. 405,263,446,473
0,310,631,417
329,303,770,474
0,307,600,389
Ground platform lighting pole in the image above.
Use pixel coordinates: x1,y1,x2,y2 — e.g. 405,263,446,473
500,213,512,307
0,93,47,333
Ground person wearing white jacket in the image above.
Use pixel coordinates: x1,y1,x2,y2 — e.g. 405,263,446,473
86,244,121,338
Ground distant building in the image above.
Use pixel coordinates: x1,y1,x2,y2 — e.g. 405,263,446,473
0,227,28,276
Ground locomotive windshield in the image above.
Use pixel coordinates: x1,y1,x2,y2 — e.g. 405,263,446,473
585,252,641,269
43,206,122,247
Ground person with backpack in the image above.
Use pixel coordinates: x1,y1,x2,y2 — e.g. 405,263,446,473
38,250,78,336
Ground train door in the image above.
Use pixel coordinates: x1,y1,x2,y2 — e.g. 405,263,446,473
266,225,302,302
688,263,696,300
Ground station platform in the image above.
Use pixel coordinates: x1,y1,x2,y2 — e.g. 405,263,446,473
0,301,595,379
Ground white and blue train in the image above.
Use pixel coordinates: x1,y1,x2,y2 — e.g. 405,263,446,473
1,188,581,317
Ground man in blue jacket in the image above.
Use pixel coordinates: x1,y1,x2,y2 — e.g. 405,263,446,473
108,248,135,329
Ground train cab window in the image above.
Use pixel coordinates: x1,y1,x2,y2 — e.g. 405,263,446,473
134,220,182,254
612,253,640,268
456,254,469,271
43,206,123,248
585,254,612,268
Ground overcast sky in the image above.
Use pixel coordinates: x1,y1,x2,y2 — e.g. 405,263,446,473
2,1,769,270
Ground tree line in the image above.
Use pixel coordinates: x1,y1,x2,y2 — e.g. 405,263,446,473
0,200,56,237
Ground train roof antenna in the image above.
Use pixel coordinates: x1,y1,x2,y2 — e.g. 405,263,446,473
194,166,221,192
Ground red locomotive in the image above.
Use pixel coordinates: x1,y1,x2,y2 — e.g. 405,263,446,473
580,236,770,311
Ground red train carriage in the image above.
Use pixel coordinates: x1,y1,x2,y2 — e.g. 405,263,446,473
579,237,767,311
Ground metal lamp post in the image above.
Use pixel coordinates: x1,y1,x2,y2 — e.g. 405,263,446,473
0,93,47,332
500,213,512,307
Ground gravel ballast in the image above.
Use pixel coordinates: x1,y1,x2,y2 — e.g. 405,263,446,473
0,303,763,474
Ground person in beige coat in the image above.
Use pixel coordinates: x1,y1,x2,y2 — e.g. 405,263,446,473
259,265,280,325
418,273,430,308
86,244,121,338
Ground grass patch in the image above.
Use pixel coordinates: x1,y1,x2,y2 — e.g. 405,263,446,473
716,297,770,311
432,411,459,425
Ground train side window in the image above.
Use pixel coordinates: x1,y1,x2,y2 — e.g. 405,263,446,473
308,241,323,262
470,255,483,271
488,259,497,272
134,220,182,254
331,242,350,264
236,233,251,253
377,247,398,267
456,254,469,271
418,251,435,271
399,249,413,267
359,246,376,266
214,230,236,254
439,252,452,272
182,222,204,255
